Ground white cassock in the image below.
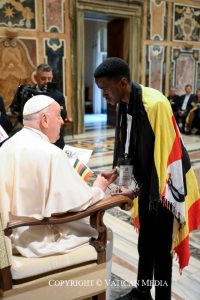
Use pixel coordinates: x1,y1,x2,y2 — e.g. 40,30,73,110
0,127,105,257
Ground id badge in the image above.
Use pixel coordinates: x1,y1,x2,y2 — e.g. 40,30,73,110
118,164,133,186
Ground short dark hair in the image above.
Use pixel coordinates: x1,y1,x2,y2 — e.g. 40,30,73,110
185,84,192,89
36,64,52,73
94,57,131,82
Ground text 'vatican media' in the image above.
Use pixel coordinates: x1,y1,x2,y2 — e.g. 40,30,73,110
48,279,168,287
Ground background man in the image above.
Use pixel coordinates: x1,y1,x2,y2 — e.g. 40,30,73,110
10,63,67,148
0,95,111,258
175,84,195,133
167,86,179,115
94,57,200,300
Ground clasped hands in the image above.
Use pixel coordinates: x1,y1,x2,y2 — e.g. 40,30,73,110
93,168,137,199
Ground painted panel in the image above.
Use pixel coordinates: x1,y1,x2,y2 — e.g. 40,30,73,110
150,0,166,41
147,45,166,92
173,49,196,95
0,36,36,108
0,0,36,29
173,4,200,42
45,38,65,94
44,0,64,32
21,39,37,67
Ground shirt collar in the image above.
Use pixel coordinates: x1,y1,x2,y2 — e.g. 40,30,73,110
23,126,50,142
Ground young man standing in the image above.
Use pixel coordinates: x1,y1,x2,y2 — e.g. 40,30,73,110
94,57,200,300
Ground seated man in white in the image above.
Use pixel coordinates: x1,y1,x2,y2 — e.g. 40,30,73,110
0,95,115,262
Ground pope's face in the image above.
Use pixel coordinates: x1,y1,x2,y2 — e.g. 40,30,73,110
45,102,64,143
95,77,127,106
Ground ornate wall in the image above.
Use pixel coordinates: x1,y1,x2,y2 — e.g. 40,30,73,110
141,0,200,95
0,0,72,116
0,0,199,131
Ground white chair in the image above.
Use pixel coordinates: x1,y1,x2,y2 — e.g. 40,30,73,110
0,195,132,300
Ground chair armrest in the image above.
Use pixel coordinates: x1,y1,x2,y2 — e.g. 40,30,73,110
5,194,134,264
5,195,132,234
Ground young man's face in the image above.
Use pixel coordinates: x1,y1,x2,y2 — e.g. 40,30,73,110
95,77,128,106
34,71,53,88
185,85,192,95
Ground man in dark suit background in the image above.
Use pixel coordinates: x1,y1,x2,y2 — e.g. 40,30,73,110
175,84,195,133
10,64,67,149
167,87,179,115
33,64,67,149
0,95,6,115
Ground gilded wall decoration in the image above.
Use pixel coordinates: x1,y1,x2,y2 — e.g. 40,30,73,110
150,0,166,41
146,45,166,92
0,0,35,29
172,48,198,95
147,0,167,41
0,35,35,109
44,0,64,32
45,38,65,94
21,39,37,66
173,4,200,42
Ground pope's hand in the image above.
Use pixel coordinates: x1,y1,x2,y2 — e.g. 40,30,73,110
93,174,109,192
100,168,118,185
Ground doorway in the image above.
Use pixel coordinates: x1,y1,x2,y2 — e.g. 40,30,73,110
84,13,130,126
84,14,108,118
72,0,142,133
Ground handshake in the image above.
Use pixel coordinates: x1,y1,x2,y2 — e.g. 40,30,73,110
93,168,139,199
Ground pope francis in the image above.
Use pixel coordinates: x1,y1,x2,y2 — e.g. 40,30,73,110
0,95,111,257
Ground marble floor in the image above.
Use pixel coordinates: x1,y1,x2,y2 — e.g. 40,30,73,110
64,118,200,300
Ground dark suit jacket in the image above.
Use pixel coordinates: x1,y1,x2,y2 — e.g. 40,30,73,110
0,95,13,147
177,94,195,115
47,88,67,120
0,112,13,134
0,96,6,114
167,94,180,114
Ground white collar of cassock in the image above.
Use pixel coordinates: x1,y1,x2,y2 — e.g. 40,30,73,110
24,126,50,142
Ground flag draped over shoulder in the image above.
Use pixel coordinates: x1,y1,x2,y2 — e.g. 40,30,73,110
73,158,93,182
132,86,200,270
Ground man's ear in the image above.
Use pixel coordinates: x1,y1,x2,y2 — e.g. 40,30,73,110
120,77,129,88
40,114,48,129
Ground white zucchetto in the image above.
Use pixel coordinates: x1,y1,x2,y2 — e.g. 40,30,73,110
23,95,55,116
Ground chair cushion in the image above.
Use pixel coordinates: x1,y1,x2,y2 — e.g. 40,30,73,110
11,244,97,280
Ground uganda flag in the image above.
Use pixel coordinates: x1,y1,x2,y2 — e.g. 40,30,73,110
132,85,200,270
73,158,93,182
